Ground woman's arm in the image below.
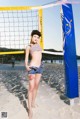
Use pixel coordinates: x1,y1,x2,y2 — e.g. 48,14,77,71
25,46,30,71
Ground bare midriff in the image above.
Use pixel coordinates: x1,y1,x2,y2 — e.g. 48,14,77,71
29,51,42,67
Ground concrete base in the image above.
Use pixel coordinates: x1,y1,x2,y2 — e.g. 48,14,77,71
69,98,80,106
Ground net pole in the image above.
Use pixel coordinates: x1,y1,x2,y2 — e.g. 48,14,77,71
61,3,79,98
38,9,44,49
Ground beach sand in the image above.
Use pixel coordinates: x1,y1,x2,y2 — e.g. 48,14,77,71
0,63,80,119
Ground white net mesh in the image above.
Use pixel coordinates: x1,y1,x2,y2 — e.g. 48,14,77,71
0,9,39,50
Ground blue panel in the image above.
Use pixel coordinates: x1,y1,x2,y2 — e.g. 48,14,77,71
61,4,79,98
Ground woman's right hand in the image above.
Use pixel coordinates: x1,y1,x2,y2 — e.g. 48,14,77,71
26,66,31,71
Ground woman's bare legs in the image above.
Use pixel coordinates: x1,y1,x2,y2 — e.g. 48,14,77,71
32,74,42,107
28,74,41,119
28,74,35,119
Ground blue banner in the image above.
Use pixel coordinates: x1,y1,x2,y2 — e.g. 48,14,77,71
61,4,78,98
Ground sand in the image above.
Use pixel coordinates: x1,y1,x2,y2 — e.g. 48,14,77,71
0,63,80,119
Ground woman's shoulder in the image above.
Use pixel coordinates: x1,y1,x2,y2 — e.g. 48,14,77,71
26,44,32,48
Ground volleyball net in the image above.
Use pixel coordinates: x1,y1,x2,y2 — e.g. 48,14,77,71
0,6,43,55
0,0,80,55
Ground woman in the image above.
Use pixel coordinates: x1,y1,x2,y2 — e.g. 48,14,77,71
25,30,43,119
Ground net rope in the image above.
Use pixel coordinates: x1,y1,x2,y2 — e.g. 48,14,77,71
31,0,80,10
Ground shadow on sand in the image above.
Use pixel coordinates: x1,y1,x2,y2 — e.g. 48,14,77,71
0,67,29,113
42,63,70,105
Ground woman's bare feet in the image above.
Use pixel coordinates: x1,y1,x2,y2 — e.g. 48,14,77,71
31,103,38,108
28,109,33,119
32,103,35,108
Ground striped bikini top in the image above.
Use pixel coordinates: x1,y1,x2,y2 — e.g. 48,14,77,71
29,44,42,54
